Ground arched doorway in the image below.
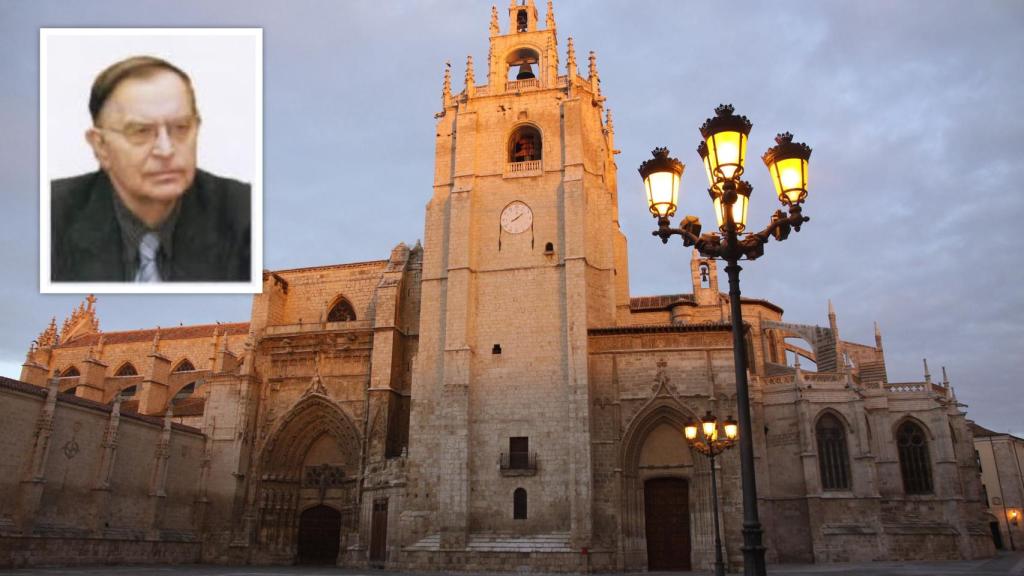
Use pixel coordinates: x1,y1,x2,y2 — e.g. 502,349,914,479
297,505,341,564
644,478,691,570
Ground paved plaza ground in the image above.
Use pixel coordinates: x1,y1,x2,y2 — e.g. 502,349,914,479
3,552,1024,576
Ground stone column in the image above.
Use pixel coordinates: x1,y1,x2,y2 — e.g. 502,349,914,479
16,377,60,533
147,407,174,538
91,394,122,534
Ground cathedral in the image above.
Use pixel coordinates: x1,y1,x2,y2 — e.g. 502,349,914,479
2,1,995,571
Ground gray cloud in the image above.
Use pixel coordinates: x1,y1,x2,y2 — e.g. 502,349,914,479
1,0,1021,435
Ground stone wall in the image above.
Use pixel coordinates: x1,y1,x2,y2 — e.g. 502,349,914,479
0,376,207,568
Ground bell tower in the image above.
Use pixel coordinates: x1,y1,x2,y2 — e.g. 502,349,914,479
405,0,627,558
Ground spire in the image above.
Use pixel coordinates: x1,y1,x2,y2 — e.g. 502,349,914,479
151,326,161,354
441,61,452,109
545,0,555,30
464,55,475,97
874,321,883,350
588,50,602,98
37,317,58,348
490,5,499,36
566,36,577,78
828,299,836,318
922,358,931,383
941,366,949,387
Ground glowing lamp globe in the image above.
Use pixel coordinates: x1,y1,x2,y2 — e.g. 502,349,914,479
639,147,684,218
762,132,812,206
714,180,752,233
699,104,752,184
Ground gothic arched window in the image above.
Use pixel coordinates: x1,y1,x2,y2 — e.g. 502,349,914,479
115,362,138,377
60,366,80,377
897,421,933,494
327,297,357,322
816,413,851,490
173,359,195,373
513,488,528,519
509,125,542,162
119,385,137,398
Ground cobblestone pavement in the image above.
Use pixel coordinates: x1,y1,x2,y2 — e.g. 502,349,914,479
4,553,1024,576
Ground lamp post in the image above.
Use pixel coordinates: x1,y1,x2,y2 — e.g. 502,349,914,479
685,411,739,576
639,104,812,576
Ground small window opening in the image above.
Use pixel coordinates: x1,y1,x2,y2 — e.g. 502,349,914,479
115,362,138,377
119,385,137,398
509,437,529,469
492,344,502,355
699,264,710,288
544,242,554,255
513,487,527,519
516,10,528,32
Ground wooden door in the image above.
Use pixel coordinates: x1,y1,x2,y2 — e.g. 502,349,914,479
370,498,389,563
644,477,691,570
296,505,341,564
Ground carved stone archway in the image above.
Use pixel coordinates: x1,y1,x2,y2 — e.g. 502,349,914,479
620,400,718,572
254,395,363,562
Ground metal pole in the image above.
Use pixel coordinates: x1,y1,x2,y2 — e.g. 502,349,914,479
710,450,726,576
725,257,768,576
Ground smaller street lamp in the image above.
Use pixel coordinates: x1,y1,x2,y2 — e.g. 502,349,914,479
685,411,739,576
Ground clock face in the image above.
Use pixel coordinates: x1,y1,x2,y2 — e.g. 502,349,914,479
500,201,533,234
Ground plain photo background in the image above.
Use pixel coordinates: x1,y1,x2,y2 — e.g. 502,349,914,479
40,28,263,293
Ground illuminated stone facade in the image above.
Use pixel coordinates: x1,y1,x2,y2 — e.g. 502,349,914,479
3,1,995,571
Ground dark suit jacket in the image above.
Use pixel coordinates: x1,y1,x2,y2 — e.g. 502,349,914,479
51,169,251,282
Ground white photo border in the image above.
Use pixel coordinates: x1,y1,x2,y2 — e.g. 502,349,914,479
39,27,263,294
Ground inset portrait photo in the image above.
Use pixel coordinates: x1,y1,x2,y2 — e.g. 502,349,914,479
40,29,262,293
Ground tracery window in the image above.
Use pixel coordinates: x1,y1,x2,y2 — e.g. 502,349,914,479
816,413,851,490
327,297,357,322
173,359,195,372
115,362,138,377
513,487,527,519
897,421,933,494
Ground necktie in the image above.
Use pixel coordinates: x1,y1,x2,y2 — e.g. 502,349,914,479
135,232,162,282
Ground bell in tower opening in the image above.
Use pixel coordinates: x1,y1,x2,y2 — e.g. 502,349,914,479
507,47,539,81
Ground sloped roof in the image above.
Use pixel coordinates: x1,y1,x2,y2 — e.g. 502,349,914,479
59,322,249,348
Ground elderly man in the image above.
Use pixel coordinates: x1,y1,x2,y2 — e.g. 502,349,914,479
51,56,250,283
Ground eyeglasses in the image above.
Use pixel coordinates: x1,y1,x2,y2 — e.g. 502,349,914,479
97,115,201,147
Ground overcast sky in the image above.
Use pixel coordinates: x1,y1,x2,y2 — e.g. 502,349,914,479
1,1,1021,436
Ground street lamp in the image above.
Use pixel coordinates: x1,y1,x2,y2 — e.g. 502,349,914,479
685,411,739,576
1009,509,1019,551
640,104,812,576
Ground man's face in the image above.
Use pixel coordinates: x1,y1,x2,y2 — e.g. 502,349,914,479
87,70,198,206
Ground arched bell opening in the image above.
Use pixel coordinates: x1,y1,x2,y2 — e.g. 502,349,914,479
508,124,542,163
506,47,540,82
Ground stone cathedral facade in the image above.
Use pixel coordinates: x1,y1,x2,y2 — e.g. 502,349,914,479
3,2,995,571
